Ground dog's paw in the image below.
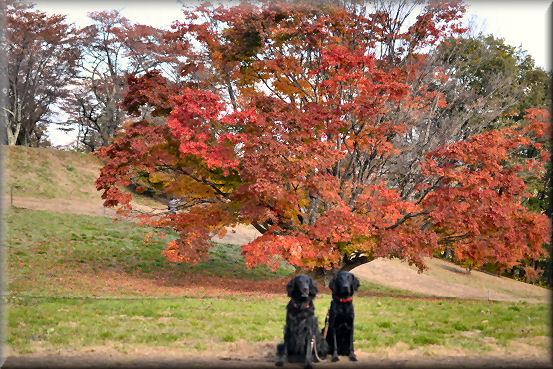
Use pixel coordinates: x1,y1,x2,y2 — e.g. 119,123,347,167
304,363,312,369
331,356,340,362
275,359,284,367
349,354,358,361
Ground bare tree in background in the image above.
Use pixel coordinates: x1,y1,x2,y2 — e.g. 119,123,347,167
1,1,80,147
62,10,180,152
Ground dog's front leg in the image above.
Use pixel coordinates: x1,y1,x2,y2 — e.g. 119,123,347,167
328,311,339,362
348,324,357,361
304,333,313,369
276,343,286,366
276,327,287,366
331,327,339,362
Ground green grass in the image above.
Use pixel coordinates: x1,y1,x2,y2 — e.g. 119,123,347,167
350,298,550,352
5,207,551,357
201,242,294,280
7,295,549,355
7,207,294,297
6,296,287,354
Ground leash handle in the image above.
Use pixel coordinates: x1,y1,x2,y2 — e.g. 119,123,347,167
312,335,327,362
323,308,330,339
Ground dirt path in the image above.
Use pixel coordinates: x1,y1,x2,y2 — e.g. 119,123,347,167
352,258,550,303
3,352,552,369
3,196,167,218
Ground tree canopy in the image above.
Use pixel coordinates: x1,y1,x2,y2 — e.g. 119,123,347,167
93,0,550,278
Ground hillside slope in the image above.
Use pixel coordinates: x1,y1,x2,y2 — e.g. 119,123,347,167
6,145,101,200
3,145,551,303
352,258,549,303
4,145,166,216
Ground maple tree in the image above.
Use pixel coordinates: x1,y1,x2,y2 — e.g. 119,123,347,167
96,1,550,279
430,34,552,280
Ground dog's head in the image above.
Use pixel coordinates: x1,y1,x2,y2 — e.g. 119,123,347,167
329,272,360,298
286,274,318,300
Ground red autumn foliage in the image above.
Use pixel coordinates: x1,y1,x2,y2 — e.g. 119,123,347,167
96,1,549,276
123,70,179,117
419,109,551,270
522,265,543,283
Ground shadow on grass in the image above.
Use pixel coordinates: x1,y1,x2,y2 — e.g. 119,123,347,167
7,207,295,296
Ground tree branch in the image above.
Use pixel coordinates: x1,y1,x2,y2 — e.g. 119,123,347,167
252,222,268,234
385,211,430,230
438,233,470,245
167,166,231,199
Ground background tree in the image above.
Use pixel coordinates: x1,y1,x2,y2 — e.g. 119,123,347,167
425,33,552,280
96,0,550,282
61,10,184,152
1,0,81,147
61,10,131,152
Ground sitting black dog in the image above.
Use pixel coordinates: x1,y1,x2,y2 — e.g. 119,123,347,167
324,271,360,362
276,274,328,369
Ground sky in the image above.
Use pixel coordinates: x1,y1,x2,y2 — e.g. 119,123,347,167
32,0,552,146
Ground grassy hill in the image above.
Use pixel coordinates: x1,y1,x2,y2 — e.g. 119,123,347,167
5,145,102,200
4,145,162,209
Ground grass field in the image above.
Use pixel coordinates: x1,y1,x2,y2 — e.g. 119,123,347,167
7,207,294,297
5,207,551,358
7,293,550,356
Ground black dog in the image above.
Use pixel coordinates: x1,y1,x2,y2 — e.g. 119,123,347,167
324,271,360,362
276,274,328,369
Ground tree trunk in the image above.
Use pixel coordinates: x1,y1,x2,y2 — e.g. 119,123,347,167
306,266,338,287
301,254,373,287
6,121,20,145
5,105,21,146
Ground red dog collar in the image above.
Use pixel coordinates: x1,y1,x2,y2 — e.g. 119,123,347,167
292,301,311,309
334,296,353,303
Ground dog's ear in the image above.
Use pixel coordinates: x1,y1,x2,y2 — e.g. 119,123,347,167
286,277,296,297
309,276,318,298
328,274,336,292
352,274,360,291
